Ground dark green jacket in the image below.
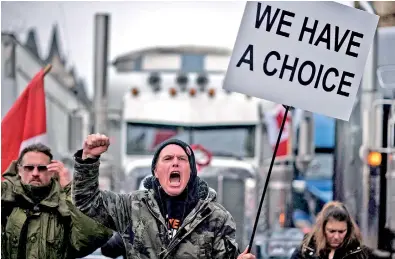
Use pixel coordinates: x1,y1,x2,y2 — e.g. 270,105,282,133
1,161,113,259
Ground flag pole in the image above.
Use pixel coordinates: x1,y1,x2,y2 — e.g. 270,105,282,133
43,64,52,76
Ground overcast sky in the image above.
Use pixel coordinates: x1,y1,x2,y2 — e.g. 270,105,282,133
1,1,353,98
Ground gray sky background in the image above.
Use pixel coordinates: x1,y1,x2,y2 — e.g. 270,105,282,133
1,1,352,98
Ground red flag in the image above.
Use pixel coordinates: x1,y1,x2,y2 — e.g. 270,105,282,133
264,104,292,157
275,106,292,156
1,68,47,174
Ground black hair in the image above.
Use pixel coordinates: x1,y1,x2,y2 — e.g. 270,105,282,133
17,143,53,165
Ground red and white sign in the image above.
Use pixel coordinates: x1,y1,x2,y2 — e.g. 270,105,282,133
264,104,292,157
1,69,47,174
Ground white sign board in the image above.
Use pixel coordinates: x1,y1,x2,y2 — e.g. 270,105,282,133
224,1,379,121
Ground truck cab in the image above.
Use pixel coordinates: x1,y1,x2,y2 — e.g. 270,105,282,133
333,3,395,257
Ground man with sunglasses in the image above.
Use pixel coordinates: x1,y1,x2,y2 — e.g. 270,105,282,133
1,143,113,259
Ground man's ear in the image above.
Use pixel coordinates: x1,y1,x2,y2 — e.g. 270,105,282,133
153,163,159,178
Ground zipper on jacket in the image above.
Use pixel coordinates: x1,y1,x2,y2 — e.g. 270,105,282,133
163,207,213,258
166,195,214,245
147,192,213,258
144,199,168,231
340,248,362,259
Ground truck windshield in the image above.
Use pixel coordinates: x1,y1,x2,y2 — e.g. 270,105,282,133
126,122,256,158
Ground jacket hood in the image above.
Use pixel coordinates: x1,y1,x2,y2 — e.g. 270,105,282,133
3,160,19,179
143,175,213,219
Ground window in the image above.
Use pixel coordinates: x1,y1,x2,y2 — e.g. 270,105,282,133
116,60,136,72
125,123,256,158
181,54,204,73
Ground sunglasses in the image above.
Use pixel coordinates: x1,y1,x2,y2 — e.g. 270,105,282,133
21,165,48,172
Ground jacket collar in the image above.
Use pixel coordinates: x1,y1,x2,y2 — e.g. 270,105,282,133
303,237,363,259
141,178,215,220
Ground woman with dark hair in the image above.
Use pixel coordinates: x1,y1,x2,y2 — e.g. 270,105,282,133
290,201,374,259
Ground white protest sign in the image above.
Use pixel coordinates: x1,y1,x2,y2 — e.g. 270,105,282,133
223,1,379,121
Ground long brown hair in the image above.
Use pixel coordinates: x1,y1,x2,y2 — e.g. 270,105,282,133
302,201,362,255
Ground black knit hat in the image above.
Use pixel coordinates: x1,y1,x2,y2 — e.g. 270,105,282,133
151,139,197,181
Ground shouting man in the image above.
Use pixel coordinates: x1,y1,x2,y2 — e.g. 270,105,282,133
72,133,256,259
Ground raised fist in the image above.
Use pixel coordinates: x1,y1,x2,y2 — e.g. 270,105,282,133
82,133,110,159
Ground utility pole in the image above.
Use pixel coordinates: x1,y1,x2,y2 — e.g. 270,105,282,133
358,1,378,248
92,14,118,191
93,13,110,135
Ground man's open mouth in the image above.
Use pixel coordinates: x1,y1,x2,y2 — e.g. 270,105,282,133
169,171,181,183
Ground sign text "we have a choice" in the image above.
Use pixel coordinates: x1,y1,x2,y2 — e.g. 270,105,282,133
224,1,379,121
237,3,363,97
